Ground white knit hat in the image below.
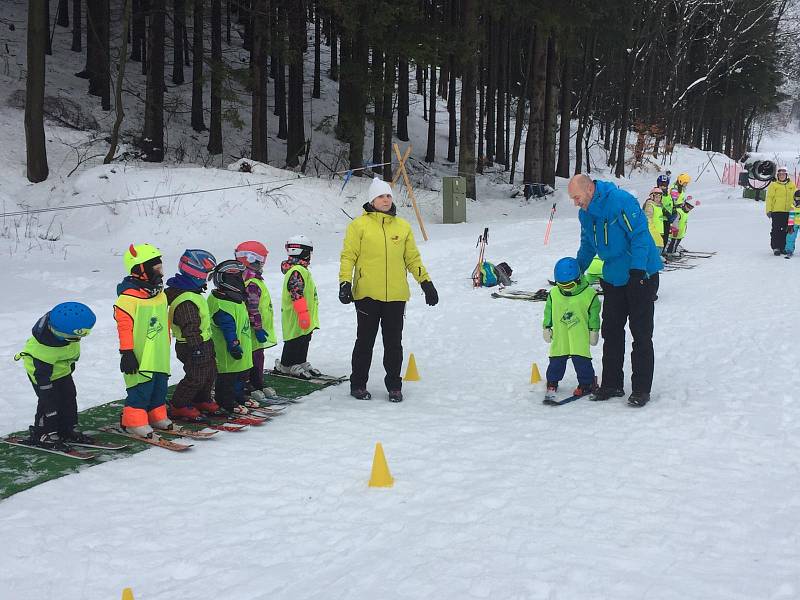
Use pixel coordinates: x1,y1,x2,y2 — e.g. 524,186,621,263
368,177,393,203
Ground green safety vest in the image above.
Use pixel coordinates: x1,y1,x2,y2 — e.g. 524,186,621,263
245,277,277,350
15,336,80,385
281,265,320,342
547,284,599,359
207,294,253,374
661,192,674,215
114,292,171,388
169,291,211,343
668,185,687,207
675,208,689,239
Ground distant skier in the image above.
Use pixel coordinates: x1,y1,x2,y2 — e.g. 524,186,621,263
766,166,797,255
114,244,173,437
165,249,220,421
643,187,666,252
784,190,800,258
275,235,322,379
14,303,97,449
664,196,695,257
542,258,600,404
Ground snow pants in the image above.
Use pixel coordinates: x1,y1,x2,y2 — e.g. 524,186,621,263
122,373,169,428
350,298,406,392
281,333,312,367
249,348,265,390
599,278,656,394
171,340,216,408
31,374,78,438
771,212,789,252
546,355,595,387
785,225,799,255
215,370,248,412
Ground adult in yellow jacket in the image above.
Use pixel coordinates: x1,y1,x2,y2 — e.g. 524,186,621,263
766,166,798,255
338,177,438,402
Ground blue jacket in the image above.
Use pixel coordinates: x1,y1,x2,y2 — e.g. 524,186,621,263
576,180,663,286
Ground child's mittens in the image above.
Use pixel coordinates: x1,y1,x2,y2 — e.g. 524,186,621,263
120,349,139,374
670,225,679,237
255,328,268,343
590,330,599,346
542,328,552,343
227,339,243,360
293,297,311,330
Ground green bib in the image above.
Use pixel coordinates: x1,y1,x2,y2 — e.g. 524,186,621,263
675,210,689,239
585,256,604,284
169,291,211,343
245,277,277,350
549,285,598,359
114,292,171,388
207,294,253,374
15,336,80,385
281,265,320,342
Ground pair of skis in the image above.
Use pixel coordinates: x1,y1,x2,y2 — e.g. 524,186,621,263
266,370,348,387
1,435,128,460
491,288,549,302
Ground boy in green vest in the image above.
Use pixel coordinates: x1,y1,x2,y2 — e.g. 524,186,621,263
275,235,321,379
235,240,277,398
15,302,97,449
165,249,219,421
543,257,601,403
665,199,695,256
207,259,254,414
114,243,173,437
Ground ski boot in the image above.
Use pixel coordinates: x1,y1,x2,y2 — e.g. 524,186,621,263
774,249,782,256
572,380,598,398
194,401,226,417
350,388,372,400
249,387,277,402
169,405,205,422
300,362,323,377
543,383,558,404
589,387,625,401
62,430,97,445
28,427,69,451
388,390,403,403
628,391,651,407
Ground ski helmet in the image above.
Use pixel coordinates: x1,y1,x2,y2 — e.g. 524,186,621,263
212,259,246,297
48,302,97,341
649,187,663,198
676,173,691,186
124,243,162,273
656,175,669,188
178,249,217,284
286,235,313,260
235,241,268,272
554,257,581,284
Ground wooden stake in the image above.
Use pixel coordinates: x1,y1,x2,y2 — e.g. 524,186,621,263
393,143,429,241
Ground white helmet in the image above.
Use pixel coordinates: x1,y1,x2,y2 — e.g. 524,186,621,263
286,234,313,257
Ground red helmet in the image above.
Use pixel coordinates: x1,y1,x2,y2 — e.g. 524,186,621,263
235,241,268,271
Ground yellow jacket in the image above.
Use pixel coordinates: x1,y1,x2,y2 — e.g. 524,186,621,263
339,203,430,302
766,179,797,213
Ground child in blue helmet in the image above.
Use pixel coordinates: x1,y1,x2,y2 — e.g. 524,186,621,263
542,258,601,403
14,302,97,449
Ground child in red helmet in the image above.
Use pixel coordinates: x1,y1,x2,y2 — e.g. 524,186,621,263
235,241,277,398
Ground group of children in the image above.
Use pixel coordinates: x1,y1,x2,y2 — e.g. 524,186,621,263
16,236,321,449
642,172,695,257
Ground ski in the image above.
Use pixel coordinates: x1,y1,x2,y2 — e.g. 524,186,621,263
543,395,582,406
99,427,193,451
247,407,282,419
267,370,348,385
491,289,549,302
68,438,129,450
157,426,218,440
1,436,98,460
170,416,248,432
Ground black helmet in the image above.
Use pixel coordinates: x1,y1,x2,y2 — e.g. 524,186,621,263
212,259,246,300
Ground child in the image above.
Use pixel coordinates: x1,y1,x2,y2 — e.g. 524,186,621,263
665,198,695,256
207,259,253,414
275,235,321,378
15,302,97,449
642,187,666,252
114,244,173,437
165,249,220,421
785,190,800,258
234,241,277,396
542,257,601,403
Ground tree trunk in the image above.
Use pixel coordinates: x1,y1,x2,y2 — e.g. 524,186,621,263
274,1,287,139
45,0,52,55
382,52,395,180
541,34,557,186
173,0,185,84
425,59,437,163
57,0,70,27
371,48,383,167
131,0,144,62
191,0,206,131
26,0,49,182
523,26,547,187
105,0,131,164
329,20,338,81
251,0,269,162
72,0,82,51
614,67,634,177
477,46,484,174
141,2,165,161
458,0,477,199
416,63,424,95
207,0,223,155
556,53,571,178
484,16,495,164
494,17,506,167
226,0,231,44
285,0,305,167
397,55,409,142
510,30,534,185
447,57,456,163
86,0,101,94
312,1,321,98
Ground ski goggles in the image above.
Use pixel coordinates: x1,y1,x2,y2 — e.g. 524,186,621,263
556,278,580,291
49,326,92,342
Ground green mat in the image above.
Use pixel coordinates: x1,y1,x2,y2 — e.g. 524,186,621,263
0,374,332,500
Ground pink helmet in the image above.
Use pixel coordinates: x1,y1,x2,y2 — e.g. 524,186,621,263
235,241,268,271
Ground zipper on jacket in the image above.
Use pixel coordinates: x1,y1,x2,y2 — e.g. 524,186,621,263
382,216,388,301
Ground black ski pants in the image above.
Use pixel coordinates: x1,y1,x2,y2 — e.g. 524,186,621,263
281,333,312,366
771,211,789,252
350,298,405,392
599,278,656,394
171,340,216,408
31,374,78,437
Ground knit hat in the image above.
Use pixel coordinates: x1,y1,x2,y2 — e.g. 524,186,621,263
368,177,393,203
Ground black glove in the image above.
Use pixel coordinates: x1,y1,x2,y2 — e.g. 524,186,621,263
227,340,243,360
339,281,353,304
120,349,139,374
421,280,439,306
628,269,647,289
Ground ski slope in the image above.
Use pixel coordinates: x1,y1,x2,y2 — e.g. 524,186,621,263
2,121,800,598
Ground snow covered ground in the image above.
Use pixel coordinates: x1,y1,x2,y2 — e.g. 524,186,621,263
1,110,800,599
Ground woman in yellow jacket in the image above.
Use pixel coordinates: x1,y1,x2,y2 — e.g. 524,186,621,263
338,177,438,402
766,166,798,255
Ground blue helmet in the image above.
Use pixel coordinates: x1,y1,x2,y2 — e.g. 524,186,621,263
178,249,217,285
554,257,581,284
656,175,669,187
49,302,96,341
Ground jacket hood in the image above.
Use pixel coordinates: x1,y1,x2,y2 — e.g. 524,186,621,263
116,275,161,298
32,314,69,347
586,180,617,217
363,201,397,217
165,284,203,304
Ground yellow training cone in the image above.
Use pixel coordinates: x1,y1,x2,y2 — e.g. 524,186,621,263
368,442,394,488
403,353,420,381
530,362,542,384
121,589,135,600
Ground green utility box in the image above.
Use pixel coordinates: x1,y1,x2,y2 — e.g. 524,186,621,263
442,176,467,224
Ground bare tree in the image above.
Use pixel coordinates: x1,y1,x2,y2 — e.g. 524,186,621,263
26,0,49,182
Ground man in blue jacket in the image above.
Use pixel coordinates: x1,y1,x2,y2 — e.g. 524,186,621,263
568,174,663,407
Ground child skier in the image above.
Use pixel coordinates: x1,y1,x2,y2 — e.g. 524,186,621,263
234,240,277,396
543,257,601,403
784,190,800,258
643,187,666,252
165,249,220,421
14,302,97,449
665,198,695,256
207,259,254,414
275,235,321,378
114,244,173,437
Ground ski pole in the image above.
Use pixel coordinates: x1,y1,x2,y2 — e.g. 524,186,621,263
543,203,556,245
